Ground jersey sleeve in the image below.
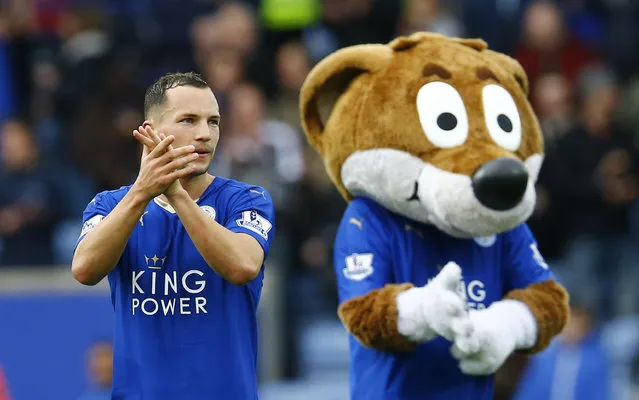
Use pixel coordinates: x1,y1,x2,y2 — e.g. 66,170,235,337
74,192,117,250
502,223,555,292
224,186,275,258
334,198,394,304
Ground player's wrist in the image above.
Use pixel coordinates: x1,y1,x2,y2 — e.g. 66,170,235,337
164,186,188,204
128,184,154,206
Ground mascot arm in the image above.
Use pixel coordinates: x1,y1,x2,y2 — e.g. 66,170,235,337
503,279,569,354
497,224,569,354
338,282,419,352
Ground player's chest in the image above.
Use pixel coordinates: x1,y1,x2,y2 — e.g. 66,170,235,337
119,211,219,286
394,223,504,308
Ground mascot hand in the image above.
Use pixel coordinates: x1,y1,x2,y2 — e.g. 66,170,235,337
396,262,473,343
451,300,538,375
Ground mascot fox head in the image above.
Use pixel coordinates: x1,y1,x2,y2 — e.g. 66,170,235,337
300,32,544,238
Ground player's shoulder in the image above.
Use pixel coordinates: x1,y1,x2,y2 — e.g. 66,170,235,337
215,177,272,203
88,185,132,207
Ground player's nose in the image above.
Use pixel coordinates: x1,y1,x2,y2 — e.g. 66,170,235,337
195,124,212,141
471,157,528,211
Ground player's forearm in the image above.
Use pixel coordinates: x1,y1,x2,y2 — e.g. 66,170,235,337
72,189,149,285
167,190,261,285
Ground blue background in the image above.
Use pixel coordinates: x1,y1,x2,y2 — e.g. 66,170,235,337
0,293,114,400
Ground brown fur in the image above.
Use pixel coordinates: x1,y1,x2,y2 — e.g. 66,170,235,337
338,283,417,352
504,280,570,354
299,32,543,202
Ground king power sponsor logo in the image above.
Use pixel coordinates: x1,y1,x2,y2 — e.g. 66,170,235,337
130,255,208,316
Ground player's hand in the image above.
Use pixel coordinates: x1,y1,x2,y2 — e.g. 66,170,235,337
133,123,188,199
450,300,531,376
396,262,473,343
131,131,197,201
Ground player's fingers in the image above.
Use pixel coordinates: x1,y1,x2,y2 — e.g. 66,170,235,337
148,126,163,144
161,152,199,172
140,125,162,146
163,164,195,182
157,131,175,152
148,135,175,158
140,123,167,153
161,145,196,161
133,130,156,148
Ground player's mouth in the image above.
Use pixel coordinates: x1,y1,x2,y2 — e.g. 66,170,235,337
195,150,211,158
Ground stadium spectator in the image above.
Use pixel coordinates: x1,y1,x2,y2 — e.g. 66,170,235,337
78,340,113,400
396,0,464,38
511,296,613,400
551,65,639,320
514,0,600,106
0,118,61,266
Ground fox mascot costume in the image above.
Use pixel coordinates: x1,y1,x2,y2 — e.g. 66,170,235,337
299,32,569,400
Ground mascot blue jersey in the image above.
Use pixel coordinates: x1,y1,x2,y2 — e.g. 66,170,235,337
334,196,554,400
76,177,275,400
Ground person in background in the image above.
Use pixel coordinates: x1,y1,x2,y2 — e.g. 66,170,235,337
78,340,113,400
0,118,60,266
511,295,612,400
552,65,639,320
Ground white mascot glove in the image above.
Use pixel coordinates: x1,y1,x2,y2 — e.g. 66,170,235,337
450,300,538,375
395,262,473,343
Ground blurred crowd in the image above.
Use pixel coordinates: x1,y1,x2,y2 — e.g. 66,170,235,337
2,0,639,398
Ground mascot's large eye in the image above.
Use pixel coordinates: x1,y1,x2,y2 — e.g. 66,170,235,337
482,84,522,151
416,81,469,148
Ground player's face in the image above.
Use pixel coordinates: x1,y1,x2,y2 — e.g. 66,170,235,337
156,86,221,176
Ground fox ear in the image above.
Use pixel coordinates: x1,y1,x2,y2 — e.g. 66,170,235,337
389,31,488,53
483,50,530,95
299,44,393,155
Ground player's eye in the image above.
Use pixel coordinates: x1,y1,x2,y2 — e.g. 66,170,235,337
208,119,219,126
416,81,469,148
180,118,194,124
482,84,522,151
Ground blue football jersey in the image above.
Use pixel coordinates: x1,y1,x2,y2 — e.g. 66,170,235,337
76,177,275,400
334,196,554,400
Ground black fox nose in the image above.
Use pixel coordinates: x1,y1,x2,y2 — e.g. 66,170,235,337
472,158,528,211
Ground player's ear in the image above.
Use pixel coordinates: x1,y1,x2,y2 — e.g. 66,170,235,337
300,44,392,155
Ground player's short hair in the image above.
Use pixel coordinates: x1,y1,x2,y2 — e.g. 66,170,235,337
144,72,210,119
